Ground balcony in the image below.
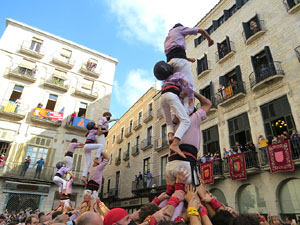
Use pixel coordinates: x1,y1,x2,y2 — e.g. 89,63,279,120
0,161,84,185
19,41,45,59
131,145,139,157
0,99,28,120
197,60,211,79
157,109,163,119
283,0,300,13
125,127,132,138
212,159,225,180
143,111,153,123
154,138,169,152
133,120,142,131
215,41,236,64
115,157,121,166
249,61,285,92
43,77,69,92
31,108,63,127
116,134,124,144
123,151,130,161
215,83,246,107
73,88,98,100
52,52,75,69
151,175,167,190
141,137,153,151
243,20,266,45
65,116,90,132
105,188,118,198
7,66,36,83
80,62,100,78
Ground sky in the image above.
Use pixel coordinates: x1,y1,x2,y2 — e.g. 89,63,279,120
0,0,220,119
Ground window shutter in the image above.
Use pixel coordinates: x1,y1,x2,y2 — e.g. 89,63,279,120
212,20,218,30
197,59,201,75
242,22,251,40
224,9,230,20
199,88,203,95
32,37,43,43
235,65,244,93
287,0,296,8
82,79,93,90
264,46,276,75
217,42,221,60
204,54,208,70
194,38,199,47
209,81,215,103
251,55,259,80
219,75,226,87
53,69,67,80
61,48,72,58
226,36,231,52
19,59,36,70
255,14,261,30
236,0,243,9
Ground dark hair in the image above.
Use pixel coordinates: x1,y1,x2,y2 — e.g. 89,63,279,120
211,210,234,225
232,214,260,225
172,23,183,29
52,211,62,219
25,215,38,225
103,112,112,117
138,203,160,223
71,138,78,143
38,212,45,219
0,215,6,219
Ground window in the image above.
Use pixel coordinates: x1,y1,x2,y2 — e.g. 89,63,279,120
87,58,98,72
73,153,83,172
30,37,43,53
217,15,225,26
229,4,238,16
121,128,124,139
136,136,140,149
242,14,263,41
127,142,130,153
228,113,252,148
0,142,10,158
194,36,206,47
81,79,93,92
19,59,36,76
138,112,142,124
129,120,133,132
52,69,67,86
161,155,168,185
200,81,215,106
115,171,120,195
206,26,214,35
26,146,48,168
112,135,115,144
9,85,23,102
197,54,209,75
46,94,58,111
149,103,153,116
217,36,231,60
118,149,121,159
161,124,167,142
202,126,220,154
143,157,150,174
78,102,87,117
107,179,111,192
147,126,152,145
110,154,112,164
60,48,72,61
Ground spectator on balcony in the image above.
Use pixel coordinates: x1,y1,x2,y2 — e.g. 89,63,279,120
201,154,207,163
59,107,65,113
145,170,152,188
14,98,21,113
282,131,289,140
34,157,44,179
20,156,31,177
223,148,229,159
250,20,259,34
230,78,238,95
228,148,236,156
69,112,77,125
0,154,5,167
234,141,245,153
290,129,300,158
219,43,228,58
258,135,269,165
218,84,225,100
272,136,278,144
37,102,43,108
81,113,85,118
259,63,269,77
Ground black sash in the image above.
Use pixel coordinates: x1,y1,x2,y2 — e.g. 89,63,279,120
65,152,73,157
168,144,200,186
102,128,108,137
55,173,62,178
86,180,100,192
166,47,187,62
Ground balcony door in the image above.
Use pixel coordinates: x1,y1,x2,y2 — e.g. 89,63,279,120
46,94,58,111
9,85,23,102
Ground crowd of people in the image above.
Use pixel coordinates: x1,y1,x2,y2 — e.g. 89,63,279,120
0,169,296,225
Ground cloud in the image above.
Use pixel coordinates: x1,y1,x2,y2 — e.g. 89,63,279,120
113,69,155,108
105,0,220,51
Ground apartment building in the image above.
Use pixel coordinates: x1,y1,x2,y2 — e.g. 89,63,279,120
186,0,300,221
0,19,118,212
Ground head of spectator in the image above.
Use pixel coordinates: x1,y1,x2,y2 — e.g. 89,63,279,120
0,215,6,224
76,212,103,225
71,138,78,143
211,210,234,225
104,208,131,225
269,215,284,225
231,214,260,225
138,203,159,223
25,215,39,225
52,211,62,220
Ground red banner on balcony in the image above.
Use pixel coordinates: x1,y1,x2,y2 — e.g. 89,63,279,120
33,107,63,121
229,153,247,180
200,161,214,184
267,140,294,173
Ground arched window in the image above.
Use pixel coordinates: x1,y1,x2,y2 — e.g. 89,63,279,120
278,179,300,221
237,184,267,214
210,188,228,206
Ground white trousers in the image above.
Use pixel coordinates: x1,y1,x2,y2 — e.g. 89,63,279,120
53,176,67,193
168,58,195,115
96,134,106,146
63,156,73,180
161,92,190,139
82,144,104,177
166,160,193,184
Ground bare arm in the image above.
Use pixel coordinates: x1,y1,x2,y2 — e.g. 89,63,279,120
194,91,212,114
198,29,214,47
97,125,108,136
101,152,110,161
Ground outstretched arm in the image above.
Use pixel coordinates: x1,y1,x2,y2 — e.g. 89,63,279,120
194,91,211,114
198,29,214,47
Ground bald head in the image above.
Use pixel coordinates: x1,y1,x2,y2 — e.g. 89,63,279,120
77,212,103,225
